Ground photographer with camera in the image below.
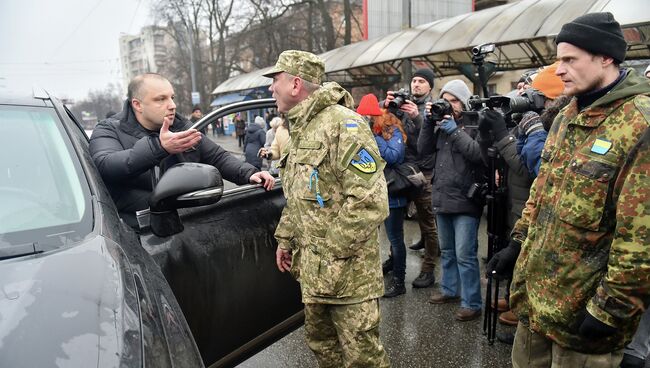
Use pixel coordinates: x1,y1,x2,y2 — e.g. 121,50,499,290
381,68,439,290
485,13,650,367
419,79,485,321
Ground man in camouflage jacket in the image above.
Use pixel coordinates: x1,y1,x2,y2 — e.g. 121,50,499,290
487,13,650,367
265,50,390,368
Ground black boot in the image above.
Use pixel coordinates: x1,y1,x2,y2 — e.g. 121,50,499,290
412,271,435,288
620,353,645,368
409,238,424,250
383,278,406,298
382,256,393,275
496,331,514,345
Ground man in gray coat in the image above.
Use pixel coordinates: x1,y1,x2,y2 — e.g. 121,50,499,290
90,73,274,228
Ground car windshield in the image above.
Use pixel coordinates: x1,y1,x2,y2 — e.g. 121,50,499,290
0,105,92,255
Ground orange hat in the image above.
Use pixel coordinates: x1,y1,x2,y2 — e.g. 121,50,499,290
531,61,564,99
356,93,382,116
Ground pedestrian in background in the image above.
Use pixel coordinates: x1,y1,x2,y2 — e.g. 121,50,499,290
244,116,266,169
235,113,246,148
267,50,390,368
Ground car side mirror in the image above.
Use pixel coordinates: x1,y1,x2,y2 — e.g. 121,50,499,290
148,163,224,237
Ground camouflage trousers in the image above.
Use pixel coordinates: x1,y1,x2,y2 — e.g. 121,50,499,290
512,323,623,368
304,299,390,368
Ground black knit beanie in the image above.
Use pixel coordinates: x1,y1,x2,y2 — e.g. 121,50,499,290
556,12,627,64
413,68,435,89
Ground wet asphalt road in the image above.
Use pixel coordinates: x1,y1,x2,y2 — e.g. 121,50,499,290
238,213,515,368
207,133,514,367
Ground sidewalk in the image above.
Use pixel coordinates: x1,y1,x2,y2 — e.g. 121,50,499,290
206,132,245,159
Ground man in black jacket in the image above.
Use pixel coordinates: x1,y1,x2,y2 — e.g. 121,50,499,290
419,79,485,322
382,68,439,289
90,73,274,228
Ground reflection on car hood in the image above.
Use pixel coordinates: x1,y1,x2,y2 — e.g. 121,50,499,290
0,236,141,367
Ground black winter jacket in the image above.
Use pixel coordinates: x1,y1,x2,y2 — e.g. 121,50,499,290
244,123,265,169
479,128,534,233
89,100,257,227
418,117,485,218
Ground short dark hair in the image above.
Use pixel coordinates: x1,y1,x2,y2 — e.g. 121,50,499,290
127,73,167,101
192,104,202,112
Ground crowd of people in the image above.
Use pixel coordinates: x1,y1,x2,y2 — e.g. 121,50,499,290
88,10,649,368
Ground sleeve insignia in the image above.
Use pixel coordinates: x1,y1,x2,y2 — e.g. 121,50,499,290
350,148,377,173
345,122,358,132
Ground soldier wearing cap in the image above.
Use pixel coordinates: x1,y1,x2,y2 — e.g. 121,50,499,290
484,12,650,367
266,50,391,367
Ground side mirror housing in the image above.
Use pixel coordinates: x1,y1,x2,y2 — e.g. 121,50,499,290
148,163,224,237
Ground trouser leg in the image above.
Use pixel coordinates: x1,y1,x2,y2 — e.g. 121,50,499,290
304,303,344,368
331,299,390,368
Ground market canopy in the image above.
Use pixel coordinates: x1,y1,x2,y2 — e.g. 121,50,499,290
212,0,650,95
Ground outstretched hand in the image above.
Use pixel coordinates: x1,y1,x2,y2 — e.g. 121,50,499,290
160,116,202,154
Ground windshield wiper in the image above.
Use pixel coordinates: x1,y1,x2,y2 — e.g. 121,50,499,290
0,243,42,261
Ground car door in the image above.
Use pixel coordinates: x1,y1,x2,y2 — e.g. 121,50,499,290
136,99,303,368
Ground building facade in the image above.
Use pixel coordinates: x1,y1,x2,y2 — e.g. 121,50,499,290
119,26,170,93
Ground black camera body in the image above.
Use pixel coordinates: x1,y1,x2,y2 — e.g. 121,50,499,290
387,89,412,111
428,99,453,122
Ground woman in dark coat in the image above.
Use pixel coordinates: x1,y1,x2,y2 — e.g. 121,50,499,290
244,116,266,169
235,115,246,148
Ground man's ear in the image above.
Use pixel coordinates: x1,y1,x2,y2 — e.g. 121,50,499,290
600,55,615,68
131,98,142,113
291,77,301,97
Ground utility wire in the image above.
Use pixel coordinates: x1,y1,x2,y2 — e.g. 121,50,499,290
50,0,106,59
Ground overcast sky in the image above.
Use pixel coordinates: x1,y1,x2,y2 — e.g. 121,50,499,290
0,0,153,101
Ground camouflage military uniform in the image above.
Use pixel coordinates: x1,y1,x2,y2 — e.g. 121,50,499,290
509,68,650,355
274,80,390,367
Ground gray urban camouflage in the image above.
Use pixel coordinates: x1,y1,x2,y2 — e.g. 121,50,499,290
275,81,389,306
509,68,650,353
304,300,390,368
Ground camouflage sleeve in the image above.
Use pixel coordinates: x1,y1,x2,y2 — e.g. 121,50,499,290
326,117,389,258
587,128,650,328
274,204,294,251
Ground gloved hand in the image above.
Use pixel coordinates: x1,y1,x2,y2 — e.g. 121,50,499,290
620,353,646,368
486,239,521,279
518,111,544,137
439,117,458,134
482,110,508,141
578,312,618,339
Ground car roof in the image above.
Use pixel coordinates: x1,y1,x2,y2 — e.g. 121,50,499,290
0,86,54,107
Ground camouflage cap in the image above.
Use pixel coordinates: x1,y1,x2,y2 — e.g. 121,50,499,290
262,50,324,85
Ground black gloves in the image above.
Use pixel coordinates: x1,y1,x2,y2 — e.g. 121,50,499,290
486,239,521,279
480,110,509,141
578,312,618,339
620,353,646,368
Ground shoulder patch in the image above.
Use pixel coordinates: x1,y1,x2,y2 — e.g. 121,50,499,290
350,148,377,173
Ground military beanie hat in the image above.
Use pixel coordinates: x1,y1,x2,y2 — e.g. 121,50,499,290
555,12,627,64
262,50,325,85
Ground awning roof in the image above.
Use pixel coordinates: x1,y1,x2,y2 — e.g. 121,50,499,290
209,93,252,107
212,0,650,95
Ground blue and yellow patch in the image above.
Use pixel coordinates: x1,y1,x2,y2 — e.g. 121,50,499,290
345,122,358,132
350,148,377,173
591,138,612,155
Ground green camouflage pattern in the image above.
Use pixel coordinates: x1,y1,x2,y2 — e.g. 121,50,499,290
275,81,389,305
304,300,390,368
510,69,650,353
262,50,325,84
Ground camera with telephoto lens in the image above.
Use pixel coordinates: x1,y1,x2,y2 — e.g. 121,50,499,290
428,99,453,122
387,89,412,111
466,182,488,204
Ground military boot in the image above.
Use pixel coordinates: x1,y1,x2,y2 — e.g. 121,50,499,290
383,277,406,298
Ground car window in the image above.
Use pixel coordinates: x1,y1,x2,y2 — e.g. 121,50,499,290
0,105,92,253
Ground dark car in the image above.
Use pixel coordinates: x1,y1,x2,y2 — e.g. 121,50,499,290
0,90,302,367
